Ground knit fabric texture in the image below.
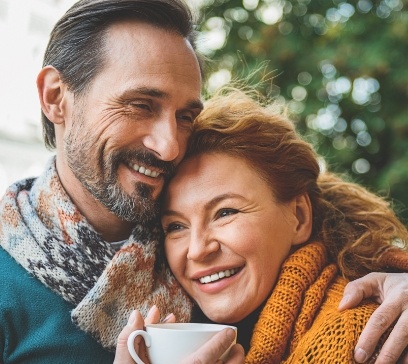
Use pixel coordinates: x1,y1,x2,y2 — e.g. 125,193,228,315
0,158,192,351
247,242,394,364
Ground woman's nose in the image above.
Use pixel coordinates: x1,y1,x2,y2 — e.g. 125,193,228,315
187,232,220,261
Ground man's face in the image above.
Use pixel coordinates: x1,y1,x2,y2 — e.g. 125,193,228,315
63,21,202,222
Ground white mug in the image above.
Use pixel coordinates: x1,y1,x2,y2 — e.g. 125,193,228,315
127,322,237,364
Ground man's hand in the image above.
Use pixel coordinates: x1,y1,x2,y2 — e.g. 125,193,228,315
339,272,408,364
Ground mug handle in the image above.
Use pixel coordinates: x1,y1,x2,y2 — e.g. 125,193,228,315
127,330,152,364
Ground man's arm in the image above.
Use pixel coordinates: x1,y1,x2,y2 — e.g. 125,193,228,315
339,273,408,364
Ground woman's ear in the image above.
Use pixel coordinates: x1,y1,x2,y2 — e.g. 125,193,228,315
37,66,68,125
292,193,313,245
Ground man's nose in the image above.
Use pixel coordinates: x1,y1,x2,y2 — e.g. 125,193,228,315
143,116,180,162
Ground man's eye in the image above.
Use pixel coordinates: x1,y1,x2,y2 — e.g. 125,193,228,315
134,103,151,111
129,101,151,111
216,208,239,219
177,112,194,124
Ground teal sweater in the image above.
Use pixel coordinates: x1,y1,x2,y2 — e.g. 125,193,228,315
0,248,114,364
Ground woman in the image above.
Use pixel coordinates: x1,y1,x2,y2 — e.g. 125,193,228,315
158,89,408,363
118,88,408,364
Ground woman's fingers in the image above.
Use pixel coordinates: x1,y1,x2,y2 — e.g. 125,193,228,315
114,310,145,364
180,328,244,364
145,304,176,324
145,305,161,325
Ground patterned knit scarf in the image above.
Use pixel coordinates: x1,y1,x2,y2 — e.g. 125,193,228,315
0,158,192,351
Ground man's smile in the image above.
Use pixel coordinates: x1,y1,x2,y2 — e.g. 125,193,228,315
128,162,161,178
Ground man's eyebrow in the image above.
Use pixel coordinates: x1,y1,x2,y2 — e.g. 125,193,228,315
185,99,204,111
122,87,167,99
122,88,203,110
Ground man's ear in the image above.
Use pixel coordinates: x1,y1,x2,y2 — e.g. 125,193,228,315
292,193,313,246
37,66,68,125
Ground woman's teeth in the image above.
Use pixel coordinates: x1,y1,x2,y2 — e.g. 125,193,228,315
199,268,239,284
131,163,159,178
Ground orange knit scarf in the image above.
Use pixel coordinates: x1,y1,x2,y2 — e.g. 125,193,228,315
246,241,408,363
247,242,338,363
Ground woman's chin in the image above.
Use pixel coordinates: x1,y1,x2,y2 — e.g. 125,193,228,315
203,308,245,324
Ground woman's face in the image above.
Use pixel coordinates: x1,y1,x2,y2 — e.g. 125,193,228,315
162,152,307,323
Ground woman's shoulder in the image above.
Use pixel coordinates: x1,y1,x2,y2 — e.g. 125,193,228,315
285,276,385,363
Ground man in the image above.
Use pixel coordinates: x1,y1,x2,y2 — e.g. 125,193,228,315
0,0,243,362
0,1,407,363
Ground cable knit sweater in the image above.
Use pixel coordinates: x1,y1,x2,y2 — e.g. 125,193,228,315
246,242,408,364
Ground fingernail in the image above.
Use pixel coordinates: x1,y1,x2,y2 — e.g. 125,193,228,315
226,328,236,341
163,313,174,322
147,305,157,317
355,348,368,363
127,310,136,325
339,294,350,308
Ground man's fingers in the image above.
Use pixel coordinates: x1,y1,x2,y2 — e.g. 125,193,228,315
341,272,408,363
339,274,380,311
354,303,401,363
400,352,408,364
373,313,408,364
180,328,238,364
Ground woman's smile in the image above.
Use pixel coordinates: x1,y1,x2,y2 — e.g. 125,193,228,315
162,152,302,323
197,266,242,284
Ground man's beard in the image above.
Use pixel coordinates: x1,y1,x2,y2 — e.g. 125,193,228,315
64,116,175,223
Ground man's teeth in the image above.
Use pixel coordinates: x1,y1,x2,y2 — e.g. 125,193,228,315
131,164,159,178
199,268,239,284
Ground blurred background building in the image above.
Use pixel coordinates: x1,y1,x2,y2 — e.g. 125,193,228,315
0,0,78,194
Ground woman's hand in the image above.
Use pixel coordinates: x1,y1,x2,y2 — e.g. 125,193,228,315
113,305,244,364
180,328,245,364
114,309,148,364
339,272,408,364
114,306,173,364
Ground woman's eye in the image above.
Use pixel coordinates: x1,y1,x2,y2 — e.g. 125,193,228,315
216,208,239,219
164,222,184,234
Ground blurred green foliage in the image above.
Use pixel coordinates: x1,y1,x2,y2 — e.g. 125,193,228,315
198,0,408,221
